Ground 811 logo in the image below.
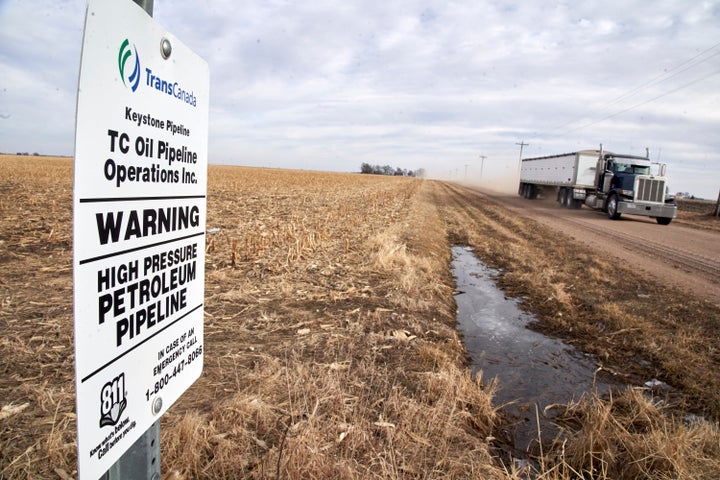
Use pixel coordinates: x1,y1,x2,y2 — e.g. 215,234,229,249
99,373,127,427
118,39,141,92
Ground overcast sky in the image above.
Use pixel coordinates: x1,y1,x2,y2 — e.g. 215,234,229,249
1,0,719,198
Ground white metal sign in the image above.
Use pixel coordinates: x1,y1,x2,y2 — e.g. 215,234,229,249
73,1,208,477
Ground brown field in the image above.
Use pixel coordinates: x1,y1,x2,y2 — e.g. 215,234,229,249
1,155,719,479
675,198,720,231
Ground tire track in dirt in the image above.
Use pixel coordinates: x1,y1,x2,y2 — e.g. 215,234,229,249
555,215,720,279
436,182,530,245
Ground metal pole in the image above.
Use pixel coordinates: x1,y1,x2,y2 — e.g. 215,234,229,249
133,0,153,16
516,141,528,173
103,421,161,480
100,1,160,479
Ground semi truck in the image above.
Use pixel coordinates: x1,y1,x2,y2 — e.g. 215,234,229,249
518,146,677,225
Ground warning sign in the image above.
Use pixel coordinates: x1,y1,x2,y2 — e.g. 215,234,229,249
72,1,208,478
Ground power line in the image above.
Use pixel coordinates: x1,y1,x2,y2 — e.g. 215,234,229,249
606,41,720,107
538,40,720,137
565,68,720,134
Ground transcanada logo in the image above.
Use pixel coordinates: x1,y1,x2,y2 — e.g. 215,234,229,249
118,39,140,92
117,39,198,108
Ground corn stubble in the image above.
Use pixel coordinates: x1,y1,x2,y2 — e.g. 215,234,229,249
163,166,506,478
1,155,718,479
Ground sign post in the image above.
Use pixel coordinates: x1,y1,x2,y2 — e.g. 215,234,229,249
73,0,209,478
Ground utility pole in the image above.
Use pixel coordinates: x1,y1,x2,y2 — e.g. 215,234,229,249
479,155,487,179
516,141,529,173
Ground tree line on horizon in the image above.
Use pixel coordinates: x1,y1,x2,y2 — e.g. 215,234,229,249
359,163,425,178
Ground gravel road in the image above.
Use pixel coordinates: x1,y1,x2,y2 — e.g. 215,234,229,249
470,186,720,307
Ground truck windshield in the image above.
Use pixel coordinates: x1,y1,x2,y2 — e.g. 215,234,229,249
612,161,650,175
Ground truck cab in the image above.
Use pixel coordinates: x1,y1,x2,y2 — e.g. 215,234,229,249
592,152,677,225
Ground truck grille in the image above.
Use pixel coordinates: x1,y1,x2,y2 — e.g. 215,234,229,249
636,177,665,203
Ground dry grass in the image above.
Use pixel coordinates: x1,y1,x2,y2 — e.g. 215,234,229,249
433,181,720,478
158,171,510,479
540,388,720,479
0,156,506,479
435,182,720,415
674,198,720,232
1,155,718,479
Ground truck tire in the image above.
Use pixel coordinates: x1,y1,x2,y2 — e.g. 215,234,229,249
606,193,621,220
528,184,537,199
558,188,568,207
561,188,576,208
656,217,672,225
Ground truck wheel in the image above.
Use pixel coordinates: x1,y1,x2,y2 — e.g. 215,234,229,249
656,217,672,225
606,193,621,220
518,183,525,196
558,188,568,207
528,184,537,199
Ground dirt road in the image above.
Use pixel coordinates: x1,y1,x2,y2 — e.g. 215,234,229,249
464,185,720,307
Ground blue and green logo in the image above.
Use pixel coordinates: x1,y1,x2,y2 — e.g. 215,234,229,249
118,39,140,92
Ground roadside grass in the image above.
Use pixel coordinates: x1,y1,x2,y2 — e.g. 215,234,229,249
436,182,720,416
434,181,720,478
541,388,720,479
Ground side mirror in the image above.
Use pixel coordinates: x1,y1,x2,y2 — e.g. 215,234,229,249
659,164,667,176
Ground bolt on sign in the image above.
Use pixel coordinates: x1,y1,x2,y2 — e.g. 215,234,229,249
73,0,209,477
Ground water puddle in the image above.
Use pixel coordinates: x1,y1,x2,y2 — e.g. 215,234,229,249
451,246,612,452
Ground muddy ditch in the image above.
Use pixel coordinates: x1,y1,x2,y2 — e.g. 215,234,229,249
451,245,618,454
